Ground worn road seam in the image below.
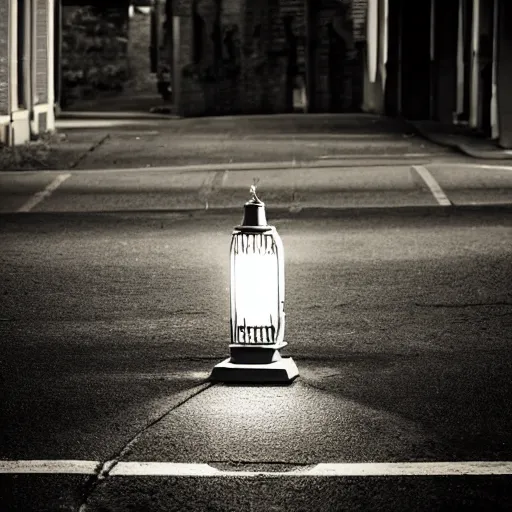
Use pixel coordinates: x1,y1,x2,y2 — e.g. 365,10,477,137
77,381,214,512
70,134,110,169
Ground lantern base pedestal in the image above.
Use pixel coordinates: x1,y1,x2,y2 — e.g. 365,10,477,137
210,357,299,384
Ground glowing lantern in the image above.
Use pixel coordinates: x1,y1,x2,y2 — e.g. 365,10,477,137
210,185,299,383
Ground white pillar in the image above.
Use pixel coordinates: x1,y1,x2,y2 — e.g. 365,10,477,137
8,0,18,112
470,0,480,128
47,0,55,130
367,0,378,83
491,0,499,139
31,0,38,108
378,0,389,93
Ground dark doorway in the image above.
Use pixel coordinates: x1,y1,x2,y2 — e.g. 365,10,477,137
283,16,297,113
385,0,401,116
400,0,432,120
328,23,346,112
497,0,512,148
433,0,458,123
460,1,473,122
479,1,495,137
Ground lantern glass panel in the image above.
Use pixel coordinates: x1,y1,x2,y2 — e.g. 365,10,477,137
231,231,280,345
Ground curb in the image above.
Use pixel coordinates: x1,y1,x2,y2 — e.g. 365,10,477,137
409,121,512,160
57,111,180,121
9,157,442,175
4,204,512,218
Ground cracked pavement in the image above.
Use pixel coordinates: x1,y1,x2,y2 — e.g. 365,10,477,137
1,209,511,511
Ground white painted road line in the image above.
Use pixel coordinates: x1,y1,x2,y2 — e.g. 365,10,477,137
412,165,452,206
17,173,71,212
111,463,221,477
0,460,99,474
308,462,512,476
2,460,512,477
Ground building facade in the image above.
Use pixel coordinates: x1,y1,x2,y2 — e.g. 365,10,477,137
362,0,512,148
0,0,56,146
59,0,132,109
169,0,367,116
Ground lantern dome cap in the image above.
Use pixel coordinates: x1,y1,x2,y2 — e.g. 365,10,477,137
240,184,268,228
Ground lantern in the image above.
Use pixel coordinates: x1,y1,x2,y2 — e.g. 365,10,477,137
210,185,299,383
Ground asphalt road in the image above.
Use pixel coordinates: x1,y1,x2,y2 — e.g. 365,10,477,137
2,162,512,214
1,208,511,511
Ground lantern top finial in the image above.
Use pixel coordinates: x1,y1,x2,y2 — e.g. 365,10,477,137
249,184,259,202
249,178,260,203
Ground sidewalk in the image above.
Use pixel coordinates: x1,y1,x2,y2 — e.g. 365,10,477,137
60,92,512,161
50,113,455,171
5,112,500,172
410,120,512,160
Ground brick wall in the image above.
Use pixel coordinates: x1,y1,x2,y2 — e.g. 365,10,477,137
126,8,157,94
179,0,244,116
352,0,367,42
239,0,305,114
35,0,49,105
177,0,365,116
0,1,9,115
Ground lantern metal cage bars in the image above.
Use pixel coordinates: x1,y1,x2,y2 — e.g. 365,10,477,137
229,225,286,349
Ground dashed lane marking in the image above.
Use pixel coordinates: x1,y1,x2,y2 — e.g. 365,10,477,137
17,173,71,212
412,165,452,206
2,461,512,477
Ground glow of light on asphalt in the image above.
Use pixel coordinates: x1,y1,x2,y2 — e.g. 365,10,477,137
103,371,210,381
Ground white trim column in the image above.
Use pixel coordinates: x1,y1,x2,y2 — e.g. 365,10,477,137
172,15,181,115
9,0,31,144
367,0,378,83
30,0,38,109
469,0,480,128
47,0,55,131
8,0,18,112
378,0,388,93
491,0,499,138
